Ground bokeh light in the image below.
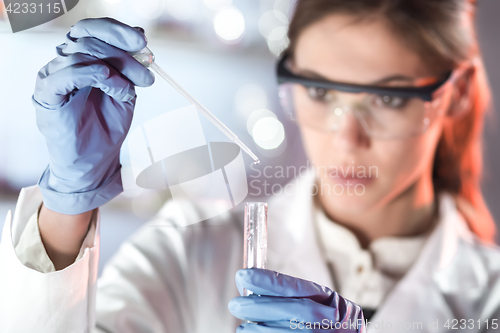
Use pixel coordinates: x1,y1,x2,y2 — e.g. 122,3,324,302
246,108,277,135
213,7,245,43
258,10,288,39
258,10,289,56
266,27,289,56
234,84,268,118
252,117,285,150
273,0,295,17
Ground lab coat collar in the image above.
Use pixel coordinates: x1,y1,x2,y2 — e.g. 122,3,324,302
266,168,489,321
371,192,489,322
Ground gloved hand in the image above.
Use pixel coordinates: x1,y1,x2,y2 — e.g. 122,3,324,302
34,17,155,215
229,268,366,332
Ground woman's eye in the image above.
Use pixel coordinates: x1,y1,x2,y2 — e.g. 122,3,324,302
307,87,329,101
373,95,409,109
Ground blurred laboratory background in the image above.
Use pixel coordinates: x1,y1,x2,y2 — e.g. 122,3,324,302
0,0,499,272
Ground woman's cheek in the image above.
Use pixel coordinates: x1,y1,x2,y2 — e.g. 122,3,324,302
373,142,417,191
373,131,440,197
300,127,329,166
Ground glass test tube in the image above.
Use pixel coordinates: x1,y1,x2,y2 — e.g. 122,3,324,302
243,202,268,297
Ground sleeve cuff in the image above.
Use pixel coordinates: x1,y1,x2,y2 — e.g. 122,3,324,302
38,165,123,215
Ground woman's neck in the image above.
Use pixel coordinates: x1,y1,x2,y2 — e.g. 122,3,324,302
317,173,438,249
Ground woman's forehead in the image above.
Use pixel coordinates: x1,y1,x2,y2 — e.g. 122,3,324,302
293,14,436,85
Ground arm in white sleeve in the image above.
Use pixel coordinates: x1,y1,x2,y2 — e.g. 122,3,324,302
0,185,100,333
14,203,96,273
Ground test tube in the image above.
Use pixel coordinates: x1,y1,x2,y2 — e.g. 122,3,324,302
243,202,268,297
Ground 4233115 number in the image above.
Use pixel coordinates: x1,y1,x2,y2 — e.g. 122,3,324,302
444,318,498,330
5,2,61,14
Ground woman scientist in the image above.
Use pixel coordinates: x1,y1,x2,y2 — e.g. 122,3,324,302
1,0,500,332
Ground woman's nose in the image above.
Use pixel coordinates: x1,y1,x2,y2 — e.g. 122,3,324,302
328,103,370,150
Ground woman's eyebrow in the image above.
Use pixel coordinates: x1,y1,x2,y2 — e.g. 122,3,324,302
295,69,415,85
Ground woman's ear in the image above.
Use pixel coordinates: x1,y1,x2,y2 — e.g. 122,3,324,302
446,65,475,118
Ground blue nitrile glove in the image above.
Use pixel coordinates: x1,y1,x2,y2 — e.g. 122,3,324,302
229,268,366,332
33,17,155,215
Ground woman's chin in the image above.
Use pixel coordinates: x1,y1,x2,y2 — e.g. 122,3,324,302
316,176,381,212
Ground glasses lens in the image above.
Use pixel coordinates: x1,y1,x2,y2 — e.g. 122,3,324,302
278,83,447,139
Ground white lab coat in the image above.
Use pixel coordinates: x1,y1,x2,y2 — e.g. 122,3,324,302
1,169,500,333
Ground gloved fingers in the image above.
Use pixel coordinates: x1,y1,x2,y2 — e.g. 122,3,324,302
68,17,147,53
92,71,137,102
235,268,333,302
39,53,105,79
35,62,108,106
35,62,134,106
57,36,154,87
228,295,341,325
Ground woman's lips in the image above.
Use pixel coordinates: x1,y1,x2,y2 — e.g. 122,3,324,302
327,167,374,187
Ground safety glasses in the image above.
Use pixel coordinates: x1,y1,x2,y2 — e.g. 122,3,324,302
276,53,468,139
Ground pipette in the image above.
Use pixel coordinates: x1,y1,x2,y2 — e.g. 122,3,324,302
131,47,260,165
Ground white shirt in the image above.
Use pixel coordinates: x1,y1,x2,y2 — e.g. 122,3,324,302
313,199,430,309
